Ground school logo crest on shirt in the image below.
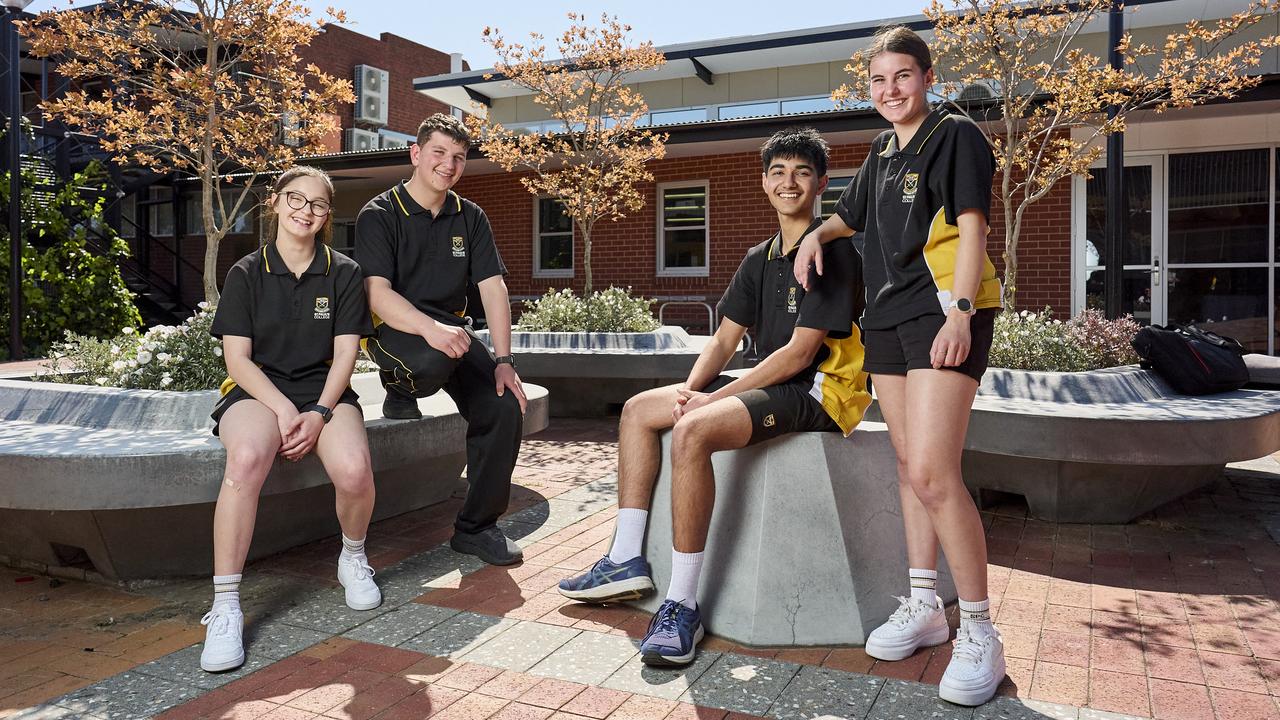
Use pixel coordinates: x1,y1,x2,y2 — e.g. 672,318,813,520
451,236,466,257
314,296,331,320
762,413,776,428
902,172,920,203
787,286,798,314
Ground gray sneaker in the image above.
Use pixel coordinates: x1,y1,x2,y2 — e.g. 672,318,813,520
450,526,523,566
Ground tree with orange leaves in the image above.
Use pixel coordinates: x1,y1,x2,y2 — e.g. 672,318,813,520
468,13,667,295
835,0,1280,309
20,0,354,303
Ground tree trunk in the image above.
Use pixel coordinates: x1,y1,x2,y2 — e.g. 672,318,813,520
201,177,222,305
1002,199,1017,311
582,225,592,296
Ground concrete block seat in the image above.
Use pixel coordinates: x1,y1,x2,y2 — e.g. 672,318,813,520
634,423,957,648
0,372,548,580
949,366,1280,523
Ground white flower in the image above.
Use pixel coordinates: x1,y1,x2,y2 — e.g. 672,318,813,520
136,351,153,365
110,344,120,354
128,359,137,368
157,352,170,363
160,376,173,387
95,377,109,385
213,346,223,357
197,301,210,310
111,360,127,371
122,327,135,335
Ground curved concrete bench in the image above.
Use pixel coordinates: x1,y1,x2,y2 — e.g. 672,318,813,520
0,372,548,580
634,423,957,647
957,366,1280,523
478,326,743,417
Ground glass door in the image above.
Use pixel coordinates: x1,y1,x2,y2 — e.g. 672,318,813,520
1075,157,1164,325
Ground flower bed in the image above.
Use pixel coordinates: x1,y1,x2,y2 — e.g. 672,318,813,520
989,308,1140,372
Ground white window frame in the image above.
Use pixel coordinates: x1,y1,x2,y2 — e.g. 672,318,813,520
533,196,574,279
656,180,711,277
816,169,858,220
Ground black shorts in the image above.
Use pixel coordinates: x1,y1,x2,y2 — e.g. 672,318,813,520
703,375,840,445
210,384,360,437
863,308,997,382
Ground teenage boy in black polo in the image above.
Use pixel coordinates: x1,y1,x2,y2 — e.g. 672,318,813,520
557,128,871,667
355,113,528,566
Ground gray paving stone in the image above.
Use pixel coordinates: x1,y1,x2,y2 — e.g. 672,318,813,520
557,477,617,504
975,697,1079,720
528,631,639,685
131,644,276,690
768,664,886,720
865,679,974,720
1078,710,1144,720
602,650,721,700
399,610,517,659
270,588,393,634
246,618,330,659
343,603,460,646
55,670,200,719
497,519,560,546
7,705,99,720
506,498,602,529
460,620,580,671
677,652,800,716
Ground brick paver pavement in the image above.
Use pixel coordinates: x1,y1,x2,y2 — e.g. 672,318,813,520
2,420,1279,719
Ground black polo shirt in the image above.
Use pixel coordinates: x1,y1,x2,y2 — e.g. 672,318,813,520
355,182,506,326
211,243,373,402
835,106,1003,330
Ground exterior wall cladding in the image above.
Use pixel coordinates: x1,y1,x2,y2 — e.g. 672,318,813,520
452,142,1072,319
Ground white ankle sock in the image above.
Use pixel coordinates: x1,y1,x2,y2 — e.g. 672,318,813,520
341,534,366,557
665,550,703,609
909,568,939,606
212,573,241,610
608,508,648,564
959,597,996,639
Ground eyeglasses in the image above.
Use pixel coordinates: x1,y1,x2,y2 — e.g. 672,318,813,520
282,191,331,217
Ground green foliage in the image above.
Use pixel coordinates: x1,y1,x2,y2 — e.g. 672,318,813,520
41,305,225,390
989,308,1141,372
518,287,661,333
0,155,141,359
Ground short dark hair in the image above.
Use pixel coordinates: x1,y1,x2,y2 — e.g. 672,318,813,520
865,25,932,73
416,113,471,150
760,127,829,178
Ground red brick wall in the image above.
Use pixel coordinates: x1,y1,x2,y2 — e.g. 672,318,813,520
299,25,455,140
453,142,1074,320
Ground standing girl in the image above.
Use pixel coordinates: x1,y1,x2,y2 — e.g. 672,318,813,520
795,27,1005,705
201,166,378,672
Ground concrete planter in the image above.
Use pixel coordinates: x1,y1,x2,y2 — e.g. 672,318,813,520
0,372,549,580
865,365,1280,523
478,326,742,417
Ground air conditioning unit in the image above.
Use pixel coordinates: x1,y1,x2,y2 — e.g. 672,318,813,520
956,81,998,101
378,129,414,148
354,64,389,126
345,128,380,152
279,111,302,147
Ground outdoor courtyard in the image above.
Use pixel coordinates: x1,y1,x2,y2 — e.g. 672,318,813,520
1,417,1278,720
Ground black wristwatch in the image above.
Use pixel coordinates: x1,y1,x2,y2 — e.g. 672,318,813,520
302,403,333,423
495,355,517,369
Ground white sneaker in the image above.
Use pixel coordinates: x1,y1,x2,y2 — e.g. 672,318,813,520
338,552,382,610
939,626,1006,706
865,595,950,661
200,605,245,672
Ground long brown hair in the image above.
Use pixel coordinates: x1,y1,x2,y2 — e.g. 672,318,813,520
865,25,933,74
262,165,336,245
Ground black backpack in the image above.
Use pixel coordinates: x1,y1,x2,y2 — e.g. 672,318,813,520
1131,324,1248,395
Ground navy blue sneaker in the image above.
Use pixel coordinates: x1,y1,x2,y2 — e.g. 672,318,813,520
640,599,704,667
558,555,655,603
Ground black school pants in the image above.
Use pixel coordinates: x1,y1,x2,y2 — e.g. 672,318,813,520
365,323,522,534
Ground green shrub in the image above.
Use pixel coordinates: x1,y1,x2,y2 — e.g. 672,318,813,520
41,305,226,391
0,158,141,359
989,308,1140,372
518,287,660,333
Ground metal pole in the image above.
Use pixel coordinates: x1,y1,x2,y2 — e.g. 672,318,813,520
1103,2,1125,320
6,7,21,360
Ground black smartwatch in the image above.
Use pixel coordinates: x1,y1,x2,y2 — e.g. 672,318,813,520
302,403,333,423
495,355,517,369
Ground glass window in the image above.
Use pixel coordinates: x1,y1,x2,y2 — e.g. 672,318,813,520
650,108,708,126
658,182,709,275
180,190,254,236
1167,267,1270,352
1082,165,1155,323
147,188,174,238
717,102,778,120
535,197,573,277
781,96,837,115
818,175,854,220
1167,149,1268,264
118,194,136,239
